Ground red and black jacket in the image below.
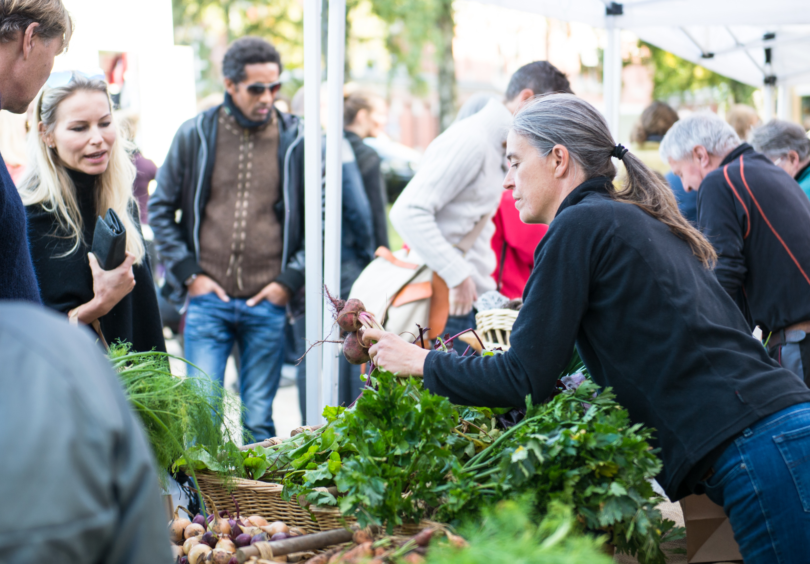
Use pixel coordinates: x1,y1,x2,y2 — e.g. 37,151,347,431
697,143,810,334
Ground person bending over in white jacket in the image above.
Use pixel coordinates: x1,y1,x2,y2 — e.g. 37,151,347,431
390,61,574,339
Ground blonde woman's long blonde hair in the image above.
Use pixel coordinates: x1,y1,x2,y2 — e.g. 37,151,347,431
17,74,145,264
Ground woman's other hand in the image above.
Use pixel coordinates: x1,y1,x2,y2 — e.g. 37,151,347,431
363,328,430,377
73,252,136,323
449,276,477,316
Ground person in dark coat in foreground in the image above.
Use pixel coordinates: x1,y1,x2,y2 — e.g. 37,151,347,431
0,302,172,563
661,113,810,385
20,73,165,353
362,94,810,564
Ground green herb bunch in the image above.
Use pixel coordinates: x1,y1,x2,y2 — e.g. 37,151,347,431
109,343,242,480
442,381,681,564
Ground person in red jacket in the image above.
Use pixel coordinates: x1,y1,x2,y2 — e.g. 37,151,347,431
490,189,547,299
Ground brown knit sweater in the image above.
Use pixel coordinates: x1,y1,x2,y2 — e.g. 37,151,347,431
198,108,283,298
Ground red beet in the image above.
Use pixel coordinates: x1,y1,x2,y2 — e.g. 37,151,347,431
337,299,366,332
343,331,370,365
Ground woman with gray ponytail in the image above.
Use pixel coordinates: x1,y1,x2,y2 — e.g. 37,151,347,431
364,94,810,563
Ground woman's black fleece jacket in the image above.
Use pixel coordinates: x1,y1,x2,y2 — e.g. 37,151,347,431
423,177,810,500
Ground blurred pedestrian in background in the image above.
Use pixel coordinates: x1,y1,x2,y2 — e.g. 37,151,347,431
0,110,28,183
0,303,172,563
631,100,696,223
118,109,157,225
344,90,389,250
149,37,306,441
662,113,810,385
751,119,810,200
0,0,72,302
726,104,760,142
391,61,572,336
455,92,548,300
20,73,165,353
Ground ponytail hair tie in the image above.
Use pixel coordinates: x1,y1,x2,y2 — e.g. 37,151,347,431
611,144,628,160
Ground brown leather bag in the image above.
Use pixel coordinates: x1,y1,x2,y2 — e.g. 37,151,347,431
348,214,491,342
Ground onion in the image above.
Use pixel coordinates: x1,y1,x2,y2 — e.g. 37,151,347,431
201,531,219,548
228,558,238,564
215,538,236,553
171,544,184,559
210,548,234,564
270,532,288,541
287,527,307,537
187,543,212,564
184,523,205,539
183,536,201,555
233,533,252,548
250,532,268,545
228,519,243,538
193,514,206,526
169,506,193,544
246,515,268,527
262,521,290,536
179,558,189,564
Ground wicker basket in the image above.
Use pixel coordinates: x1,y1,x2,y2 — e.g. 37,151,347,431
475,308,519,350
195,472,321,533
196,472,433,535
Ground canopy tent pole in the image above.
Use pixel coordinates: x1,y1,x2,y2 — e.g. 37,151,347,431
761,34,776,124
762,84,775,122
304,0,324,426
776,84,791,120
321,0,347,409
603,5,622,140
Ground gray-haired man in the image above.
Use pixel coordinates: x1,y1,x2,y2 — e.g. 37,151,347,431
751,119,810,200
661,113,810,385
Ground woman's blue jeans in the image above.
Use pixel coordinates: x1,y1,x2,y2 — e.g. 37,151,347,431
701,402,810,564
184,293,287,442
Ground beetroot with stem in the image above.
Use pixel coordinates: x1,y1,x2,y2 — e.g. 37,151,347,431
343,331,370,365
336,298,366,332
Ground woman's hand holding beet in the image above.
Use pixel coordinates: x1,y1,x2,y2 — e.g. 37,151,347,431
363,328,430,377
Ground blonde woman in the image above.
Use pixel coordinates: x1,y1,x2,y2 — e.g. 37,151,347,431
19,73,165,352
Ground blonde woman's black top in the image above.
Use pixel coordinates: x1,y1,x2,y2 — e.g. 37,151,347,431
26,169,165,353
423,176,810,500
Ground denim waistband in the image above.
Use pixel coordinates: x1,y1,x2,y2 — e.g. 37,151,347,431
739,402,810,439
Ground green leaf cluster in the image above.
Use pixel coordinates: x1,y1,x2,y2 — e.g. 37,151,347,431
109,343,242,485
423,497,613,564
443,381,681,564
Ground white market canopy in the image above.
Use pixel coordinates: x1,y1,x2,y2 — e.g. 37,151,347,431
474,0,810,127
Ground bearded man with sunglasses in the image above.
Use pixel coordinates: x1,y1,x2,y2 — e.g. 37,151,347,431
150,37,306,441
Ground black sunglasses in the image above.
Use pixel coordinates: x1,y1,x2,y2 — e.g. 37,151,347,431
245,81,282,96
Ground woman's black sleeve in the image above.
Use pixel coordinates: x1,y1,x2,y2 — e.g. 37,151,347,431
423,214,593,407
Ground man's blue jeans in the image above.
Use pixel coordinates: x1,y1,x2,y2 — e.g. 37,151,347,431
701,402,810,564
184,293,287,442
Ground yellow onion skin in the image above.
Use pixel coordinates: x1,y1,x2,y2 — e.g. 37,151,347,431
184,523,206,539
187,543,212,564
215,538,236,553
170,518,192,544
246,515,268,527
183,536,202,555
261,521,289,536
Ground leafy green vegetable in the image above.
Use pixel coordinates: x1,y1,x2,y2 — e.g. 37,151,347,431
423,496,613,564
441,380,683,564
108,343,242,481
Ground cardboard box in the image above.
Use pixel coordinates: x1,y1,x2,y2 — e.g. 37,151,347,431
679,495,742,563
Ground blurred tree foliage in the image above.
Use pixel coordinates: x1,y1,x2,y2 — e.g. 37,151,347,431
642,42,756,105
172,0,303,98
172,0,458,128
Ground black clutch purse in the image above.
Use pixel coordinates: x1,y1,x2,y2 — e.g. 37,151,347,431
91,208,127,270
